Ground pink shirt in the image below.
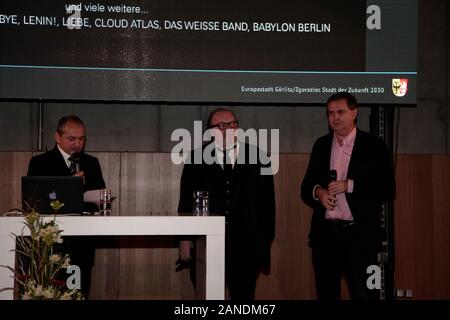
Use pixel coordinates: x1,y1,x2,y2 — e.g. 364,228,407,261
326,127,356,221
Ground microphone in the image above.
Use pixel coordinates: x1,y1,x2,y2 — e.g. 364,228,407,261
72,153,81,173
329,170,337,207
329,169,337,182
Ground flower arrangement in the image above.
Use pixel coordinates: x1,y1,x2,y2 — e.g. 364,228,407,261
1,195,84,300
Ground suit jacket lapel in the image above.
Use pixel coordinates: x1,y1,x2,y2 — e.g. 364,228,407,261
210,146,223,174
324,134,333,171
51,146,72,176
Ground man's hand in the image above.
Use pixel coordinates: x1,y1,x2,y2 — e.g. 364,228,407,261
316,187,336,210
179,240,193,262
327,180,348,195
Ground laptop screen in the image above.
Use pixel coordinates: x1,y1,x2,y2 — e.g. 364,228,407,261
21,176,83,214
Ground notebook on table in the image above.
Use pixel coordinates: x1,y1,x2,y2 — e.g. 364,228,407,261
21,176,84,215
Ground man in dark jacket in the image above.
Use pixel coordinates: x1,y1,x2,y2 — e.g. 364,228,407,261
178,108,275,300
301,92,395,300
27,115,105,298
27,115,105,192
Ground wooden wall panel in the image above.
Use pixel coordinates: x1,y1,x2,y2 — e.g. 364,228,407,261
120,153,182,215
117,153,192,299
394,155,433,299
394,155,450,299
89,237,120,300
255,154,316,299
431,155,450,299
89,153,121,299
93,152,121,216
1,152,449,300
0,152,31,213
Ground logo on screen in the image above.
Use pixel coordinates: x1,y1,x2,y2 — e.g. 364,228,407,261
392,79,408,97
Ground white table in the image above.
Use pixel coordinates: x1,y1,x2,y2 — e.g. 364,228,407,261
0,216,225,300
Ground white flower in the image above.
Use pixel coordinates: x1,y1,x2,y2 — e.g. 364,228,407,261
22,291,33,300
50,254,61,263
34,285,44,297
55,234,63,243
63,257,71,268
5,213,85,300
42,287,56,299
59,292,72,300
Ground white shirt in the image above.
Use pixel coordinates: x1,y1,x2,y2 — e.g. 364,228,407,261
215,142,240,169
57,145,72,169
326,127,357,220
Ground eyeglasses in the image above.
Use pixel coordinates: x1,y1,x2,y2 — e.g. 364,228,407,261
209,120,239,130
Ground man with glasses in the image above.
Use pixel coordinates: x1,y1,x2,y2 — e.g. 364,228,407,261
177,108,275,300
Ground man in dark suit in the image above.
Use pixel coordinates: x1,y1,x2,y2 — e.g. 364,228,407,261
178,108,275,300
27,115,106,298
27,115,105,192
301,92,395,300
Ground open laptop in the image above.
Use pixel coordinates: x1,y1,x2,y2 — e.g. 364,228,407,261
21,176,84,215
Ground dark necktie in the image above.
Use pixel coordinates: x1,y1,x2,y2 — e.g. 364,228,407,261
68,156,76,174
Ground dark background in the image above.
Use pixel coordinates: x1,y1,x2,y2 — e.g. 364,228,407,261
0,0,416,103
